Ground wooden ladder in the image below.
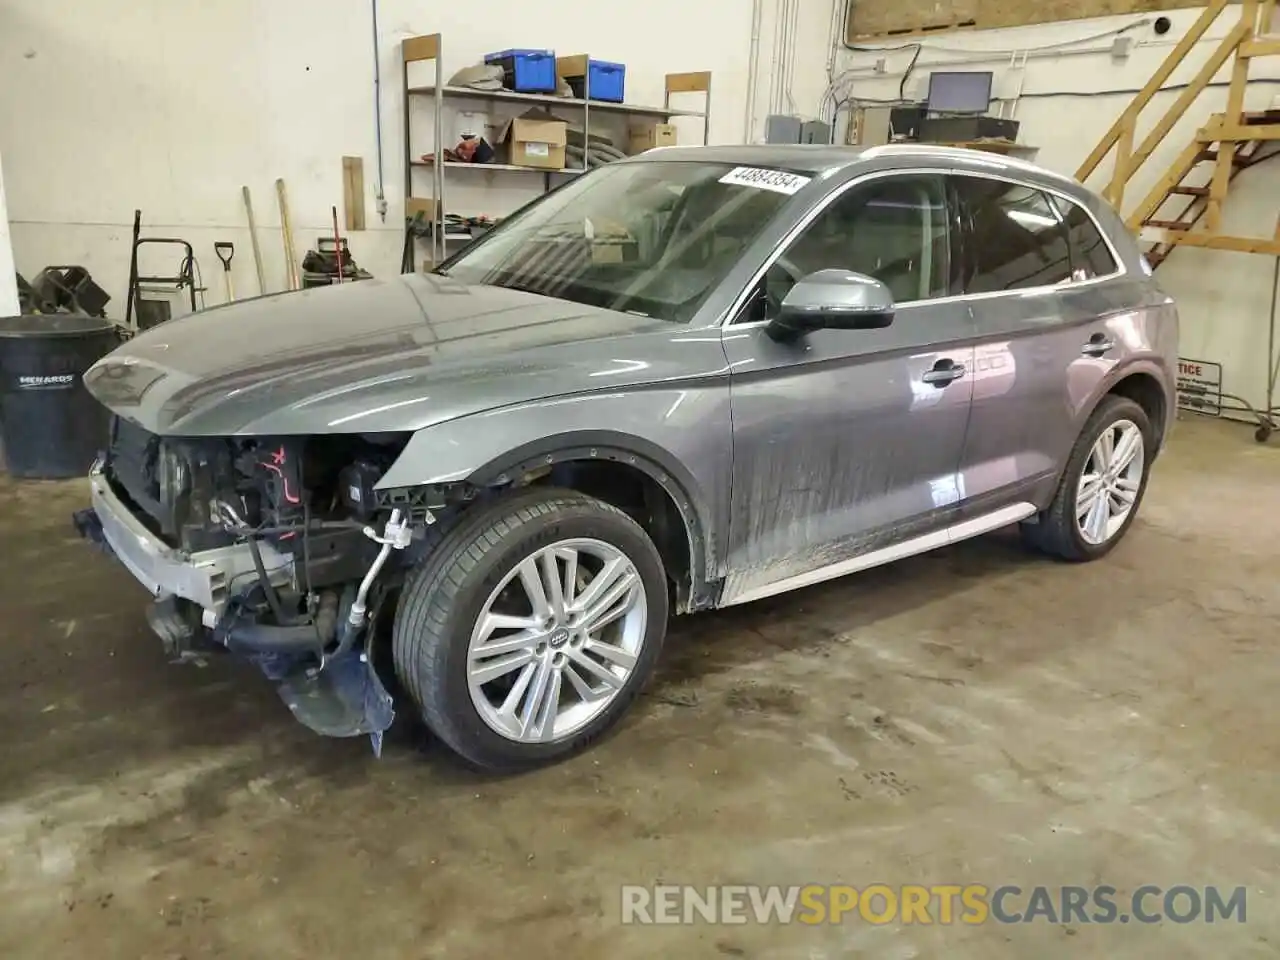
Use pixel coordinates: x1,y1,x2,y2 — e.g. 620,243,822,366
1076,0,1280,265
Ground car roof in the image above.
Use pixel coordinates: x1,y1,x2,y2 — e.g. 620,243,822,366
631,143,1087,200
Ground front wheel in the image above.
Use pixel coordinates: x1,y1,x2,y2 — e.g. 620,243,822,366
392,488,668,771
1021,395,1153,561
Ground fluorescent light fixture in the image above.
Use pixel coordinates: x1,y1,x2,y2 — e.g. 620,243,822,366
1007,209,1058,230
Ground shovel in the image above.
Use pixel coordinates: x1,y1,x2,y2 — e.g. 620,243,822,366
214,242,236,302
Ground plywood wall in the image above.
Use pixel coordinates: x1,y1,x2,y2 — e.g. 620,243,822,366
847,0,1217,40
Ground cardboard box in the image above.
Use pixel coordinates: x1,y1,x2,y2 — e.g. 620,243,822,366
556,54,590,80
629,122,677,155
505,116,567,170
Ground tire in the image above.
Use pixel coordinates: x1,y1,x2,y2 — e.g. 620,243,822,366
1020,395,1153,562
392,487,668,772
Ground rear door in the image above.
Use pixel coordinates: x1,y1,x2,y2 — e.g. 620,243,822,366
719,172,977,604
951,175,1126,516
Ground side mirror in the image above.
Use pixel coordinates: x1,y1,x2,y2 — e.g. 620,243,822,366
767,269,896,341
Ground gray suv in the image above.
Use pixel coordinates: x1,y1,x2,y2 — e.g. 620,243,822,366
74,144,1177,770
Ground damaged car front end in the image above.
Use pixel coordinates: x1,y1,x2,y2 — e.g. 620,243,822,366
75,417,429,754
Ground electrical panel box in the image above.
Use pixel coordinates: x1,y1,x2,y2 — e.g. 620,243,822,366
764,115,831,145
764,114,802,144
799,120,831,144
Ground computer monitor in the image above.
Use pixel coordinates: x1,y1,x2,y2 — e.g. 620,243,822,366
925,71,993,114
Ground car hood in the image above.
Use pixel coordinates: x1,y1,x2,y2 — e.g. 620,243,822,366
84,273,715,436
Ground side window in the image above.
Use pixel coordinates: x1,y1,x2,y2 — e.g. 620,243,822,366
955,177,1072,293
1051,195,1119,280
764,174,951,309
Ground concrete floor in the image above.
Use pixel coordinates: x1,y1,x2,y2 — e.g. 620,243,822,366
0,416,1277,959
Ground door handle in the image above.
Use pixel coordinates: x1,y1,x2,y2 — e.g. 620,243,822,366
1081,335,1116,357
921,360,966,386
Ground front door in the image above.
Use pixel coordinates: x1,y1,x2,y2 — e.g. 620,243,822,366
950,175,1127,517
720,172,976,605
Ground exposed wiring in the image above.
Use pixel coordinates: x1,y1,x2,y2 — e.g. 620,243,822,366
825,13,1162,121
785,0,800,113
744,0,765,139
302,496,314,601
225,560,293,600
842,15,1150,56
899,43,923,100
178,252,206,310
769,0,786,113
370,0,387,219
249,535,291,625
833,75,1280,112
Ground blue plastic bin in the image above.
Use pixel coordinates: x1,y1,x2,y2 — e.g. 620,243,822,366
563,58,626,103
485,49,557,93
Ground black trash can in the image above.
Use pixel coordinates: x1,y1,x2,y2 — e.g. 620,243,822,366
0,315,121,479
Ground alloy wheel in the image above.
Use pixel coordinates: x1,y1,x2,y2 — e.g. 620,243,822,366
1076,418,1145,545
466,538,648,743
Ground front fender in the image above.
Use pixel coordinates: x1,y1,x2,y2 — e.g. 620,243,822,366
375,388,733,582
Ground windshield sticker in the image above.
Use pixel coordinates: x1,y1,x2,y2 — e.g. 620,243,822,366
718,166,811,195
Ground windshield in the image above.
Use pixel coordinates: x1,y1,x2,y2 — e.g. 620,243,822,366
438,161,804,323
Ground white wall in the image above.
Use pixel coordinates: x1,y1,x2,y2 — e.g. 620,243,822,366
0,0,836,313
4,1,1273,414
835,7,1280,416
0,153,17,316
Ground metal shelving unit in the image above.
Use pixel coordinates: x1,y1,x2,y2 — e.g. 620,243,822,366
400,33,711,268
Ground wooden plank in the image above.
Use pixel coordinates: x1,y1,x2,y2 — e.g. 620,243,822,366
933,140,1038,155
848,0,977,39
402,34,440,63
1126,22,1250,175
665,71,712,94
1203,123,1280,141
850,0,1219,42
1239,36,1280,56
342,156,366,232
405,197,437,219
1075,0,1230,183
1126,138,1206,232
1108,114,1135,210
1161,231,1280,255
1208,1,1255,231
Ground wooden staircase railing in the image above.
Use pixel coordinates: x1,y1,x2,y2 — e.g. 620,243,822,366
1076,0,1280,262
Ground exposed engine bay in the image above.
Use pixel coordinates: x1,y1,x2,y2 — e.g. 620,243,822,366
86,417,437,754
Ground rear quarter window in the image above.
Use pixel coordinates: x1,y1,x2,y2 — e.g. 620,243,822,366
1052,196,1120,280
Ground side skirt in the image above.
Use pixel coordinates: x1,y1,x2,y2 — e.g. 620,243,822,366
719,502,1037,607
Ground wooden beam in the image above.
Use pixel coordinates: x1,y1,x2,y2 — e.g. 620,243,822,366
1075,0,1230,183
1158,230,1280,255
1202,123,1280,141
1263,0,1278,34
1126,139,1205,231
1108,114,1136,209
342,156,366,232
1208,1,1256,231
1240,37,1280,56
1127,21,1251,175
402,34,440,64
665,71,712,94
405,197,438,219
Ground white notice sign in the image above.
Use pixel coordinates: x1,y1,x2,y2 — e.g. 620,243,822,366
1175,357,1222,417
718,166,812,195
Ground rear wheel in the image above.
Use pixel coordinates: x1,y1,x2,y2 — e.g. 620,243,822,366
392,488,668,771
1021,395,1152,561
